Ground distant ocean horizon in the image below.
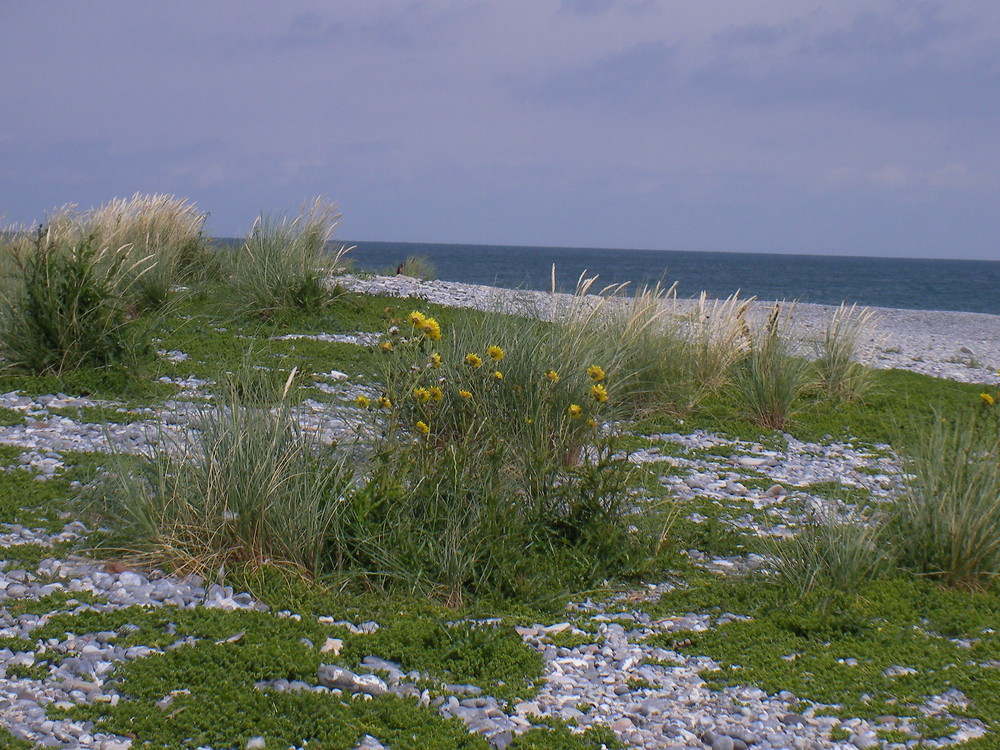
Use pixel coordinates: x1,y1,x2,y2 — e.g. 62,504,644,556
218,238,1000,315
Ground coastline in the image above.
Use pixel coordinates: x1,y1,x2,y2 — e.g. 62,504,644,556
339,274,1000,387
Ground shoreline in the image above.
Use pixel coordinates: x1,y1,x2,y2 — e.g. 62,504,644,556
338,274,1000,387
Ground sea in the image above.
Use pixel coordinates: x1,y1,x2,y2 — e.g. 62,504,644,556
339,241,1000,316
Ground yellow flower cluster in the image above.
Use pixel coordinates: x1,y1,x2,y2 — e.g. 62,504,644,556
415,420,430,435
406,310,442,340
544,370,560,383
591,384,608,403
465,353,483,368
377,396,392,409
982,392,996,406
429,353,442,368
487,345,505,361
355,395,370,408
587,365,605,382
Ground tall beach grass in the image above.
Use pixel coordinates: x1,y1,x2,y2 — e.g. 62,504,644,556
230,197,351,317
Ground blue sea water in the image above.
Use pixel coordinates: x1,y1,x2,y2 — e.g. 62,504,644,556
343,241,1000,316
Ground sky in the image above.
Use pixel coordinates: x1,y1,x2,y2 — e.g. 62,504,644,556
2,2,999,260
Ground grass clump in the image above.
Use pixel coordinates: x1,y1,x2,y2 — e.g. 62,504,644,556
734,302,814,430
76,193,211,309
814,303,877,402
766,512,890,597
394,253,437,280
92,395,354,578
890,405,1000,588
230,197,351,317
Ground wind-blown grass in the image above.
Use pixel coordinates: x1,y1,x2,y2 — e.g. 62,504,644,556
766,510,890,597
815,303,877,402
5,195,209,310
230,197,351,317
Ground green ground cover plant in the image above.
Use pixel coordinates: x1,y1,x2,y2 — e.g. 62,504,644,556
646,578,1000,734
30,604,552,749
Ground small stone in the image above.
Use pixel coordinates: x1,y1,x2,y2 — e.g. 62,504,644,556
246,738,266,750
320,637,343,655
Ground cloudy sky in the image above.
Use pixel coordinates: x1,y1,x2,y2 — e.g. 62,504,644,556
2,2,998,259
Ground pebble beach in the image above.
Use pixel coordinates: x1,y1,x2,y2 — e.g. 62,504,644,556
2,275,999,750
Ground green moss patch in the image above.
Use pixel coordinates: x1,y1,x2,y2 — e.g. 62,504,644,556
646,578,1000,734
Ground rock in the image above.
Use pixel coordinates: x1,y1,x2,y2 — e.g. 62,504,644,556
317,665,388,697
320,637,343,655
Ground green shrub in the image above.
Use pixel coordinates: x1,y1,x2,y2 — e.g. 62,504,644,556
348,304,652,604
890,406,1000,587
230,197,350,317
0,228,150,374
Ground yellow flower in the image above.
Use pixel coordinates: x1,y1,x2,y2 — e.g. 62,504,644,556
567,403,582,418
412,387,431,403
525,417,533,424
415,420,430,435
355,395,370,408
407,310,427,327
420,317,442,341
982,392,996,406
591,384,608,403
429,353,442,368
379,341,394,353
377,396,392,409
544,369,560,383
429,386,444,402
587,365,606,382
486,345,505,361
465,353,483,368
458,389,473,400
493,370,503,381
587,418,598,428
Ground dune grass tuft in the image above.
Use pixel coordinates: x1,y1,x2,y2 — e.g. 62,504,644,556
230,197,351,317
890,406,1000,588
734,302,814,430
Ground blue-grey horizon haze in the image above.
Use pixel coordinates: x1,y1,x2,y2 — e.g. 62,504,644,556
2,2,999,261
